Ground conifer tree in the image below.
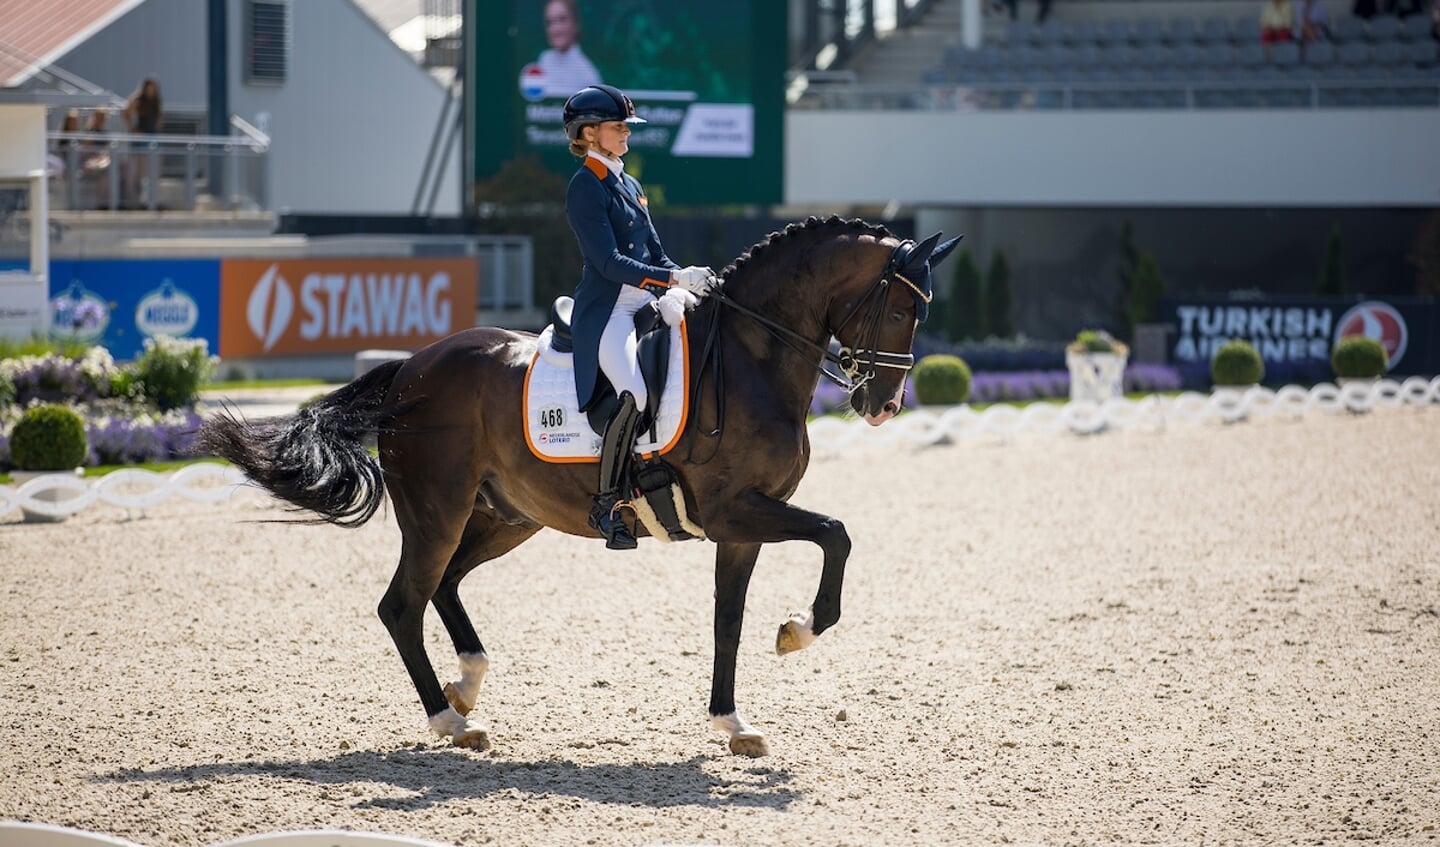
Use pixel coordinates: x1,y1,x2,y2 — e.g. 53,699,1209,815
1317,224,1346,296
986,251,1014,340
950,249,986,342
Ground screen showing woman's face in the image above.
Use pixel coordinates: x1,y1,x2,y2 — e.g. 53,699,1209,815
545,1,579,52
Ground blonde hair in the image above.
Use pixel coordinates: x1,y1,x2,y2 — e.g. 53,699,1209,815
569,137,589,158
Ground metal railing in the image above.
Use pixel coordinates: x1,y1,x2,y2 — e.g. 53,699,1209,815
796,75,1440,109
45,116,270,212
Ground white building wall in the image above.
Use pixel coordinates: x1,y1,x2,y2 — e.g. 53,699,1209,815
226,0,461,215
786,108,1440,208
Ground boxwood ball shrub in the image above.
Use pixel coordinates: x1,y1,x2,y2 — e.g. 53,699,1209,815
10,403,88,471
1211,339,1264,387
1073,329,1116,354
1331,336,1388,379
912,354,972,406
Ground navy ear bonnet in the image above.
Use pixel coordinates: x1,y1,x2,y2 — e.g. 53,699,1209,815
890,233,963,322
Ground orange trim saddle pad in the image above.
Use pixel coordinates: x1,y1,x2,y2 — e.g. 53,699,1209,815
522,320,690,463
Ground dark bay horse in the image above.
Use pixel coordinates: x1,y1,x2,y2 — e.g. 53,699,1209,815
198,216,960,757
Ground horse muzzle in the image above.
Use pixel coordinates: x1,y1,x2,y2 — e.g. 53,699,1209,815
854,379,905,426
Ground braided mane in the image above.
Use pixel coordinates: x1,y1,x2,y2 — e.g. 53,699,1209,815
719,215,894,283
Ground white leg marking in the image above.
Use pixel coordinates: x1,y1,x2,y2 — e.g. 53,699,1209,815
428,706,490,750
711,711,760,738
711,710,769,757
776,609,817,654
450,651,489,711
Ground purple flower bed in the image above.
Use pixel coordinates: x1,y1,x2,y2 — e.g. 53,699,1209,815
85,410,203,466
807,363,1184,415
1,406,203,470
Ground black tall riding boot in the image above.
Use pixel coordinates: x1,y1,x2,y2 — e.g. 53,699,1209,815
589,391,641,550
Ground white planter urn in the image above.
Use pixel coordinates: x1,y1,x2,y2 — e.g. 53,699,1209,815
1065,342,1130,405
6,468,86,523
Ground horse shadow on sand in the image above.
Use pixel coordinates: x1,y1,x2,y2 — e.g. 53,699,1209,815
95,747,799,811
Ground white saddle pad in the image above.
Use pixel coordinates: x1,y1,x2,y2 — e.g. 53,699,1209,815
523,322,690,462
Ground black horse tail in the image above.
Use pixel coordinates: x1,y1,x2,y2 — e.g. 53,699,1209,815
196,360,406,527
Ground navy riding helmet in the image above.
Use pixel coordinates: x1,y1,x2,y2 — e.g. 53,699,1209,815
562,84,646,140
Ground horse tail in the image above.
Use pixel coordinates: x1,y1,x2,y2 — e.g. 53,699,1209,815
196,359,406,527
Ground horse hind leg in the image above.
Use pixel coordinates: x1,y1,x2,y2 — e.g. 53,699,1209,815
431,516,539,718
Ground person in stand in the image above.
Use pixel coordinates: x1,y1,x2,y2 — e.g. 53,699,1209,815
562,84,714,550
1260,0,1297,57
122,77,163,206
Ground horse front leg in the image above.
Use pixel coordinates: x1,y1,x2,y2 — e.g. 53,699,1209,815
704,493,851,756
710,541,767,757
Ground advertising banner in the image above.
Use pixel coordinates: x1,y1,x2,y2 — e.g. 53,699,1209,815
46,259,221,361
470,0,785,206
219,258,479,357
1164,296,1439,378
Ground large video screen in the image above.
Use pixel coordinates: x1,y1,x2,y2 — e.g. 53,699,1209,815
469,0,785,206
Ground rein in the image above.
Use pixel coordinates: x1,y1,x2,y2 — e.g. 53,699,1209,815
712,241,925,393
687,241,926,457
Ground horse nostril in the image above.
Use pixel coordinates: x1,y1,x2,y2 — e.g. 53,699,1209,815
883,400,899,414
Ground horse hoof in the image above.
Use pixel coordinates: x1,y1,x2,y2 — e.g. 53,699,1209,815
775,612,816,655
453,725,491,751
729,733,770,758
443,682,474,716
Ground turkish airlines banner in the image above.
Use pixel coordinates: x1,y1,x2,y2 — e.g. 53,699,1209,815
219,258,479,357
1163,296,1438,377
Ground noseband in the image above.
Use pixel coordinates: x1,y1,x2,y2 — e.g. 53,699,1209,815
711,241,928,394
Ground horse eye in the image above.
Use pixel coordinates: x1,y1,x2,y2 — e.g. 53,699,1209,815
890,310,906,322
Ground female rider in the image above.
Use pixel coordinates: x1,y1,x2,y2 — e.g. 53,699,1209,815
562,84,714,550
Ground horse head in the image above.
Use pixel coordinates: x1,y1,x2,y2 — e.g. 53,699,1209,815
832,231,962,425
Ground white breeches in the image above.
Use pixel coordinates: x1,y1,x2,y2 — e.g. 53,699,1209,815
598,285,653,410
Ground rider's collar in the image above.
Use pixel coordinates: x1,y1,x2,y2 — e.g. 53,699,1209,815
587,150,624,179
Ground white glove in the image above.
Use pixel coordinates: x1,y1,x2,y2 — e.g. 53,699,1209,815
657,287,698,327
671,265,716,295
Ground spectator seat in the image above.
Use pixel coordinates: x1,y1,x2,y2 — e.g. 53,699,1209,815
1337,41,1372,68
1372,40,1405,67
1010,21,1040,46
1366,16,1401,42
1237,42,1267,70
1330,16,1365,43
1167,18,1197,44
1098,19,1131,45
1304,40,1338,67
1271,41,1302,68
1398,14,1433,41
1035,21,1065,45
1197,18,1231,44
1407,40,1439,68
1232,17,1263,44
1065,20,1098,45
1134,19,1166,44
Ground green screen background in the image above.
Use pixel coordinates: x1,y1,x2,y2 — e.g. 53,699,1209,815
469,0,785,206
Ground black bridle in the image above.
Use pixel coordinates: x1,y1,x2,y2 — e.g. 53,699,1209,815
686,240,930,456
707,241,929,394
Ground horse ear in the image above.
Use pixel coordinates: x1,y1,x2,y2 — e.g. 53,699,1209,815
928,235,964,269
903,233,942,269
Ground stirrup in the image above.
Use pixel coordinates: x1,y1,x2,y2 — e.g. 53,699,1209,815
589,494,637,550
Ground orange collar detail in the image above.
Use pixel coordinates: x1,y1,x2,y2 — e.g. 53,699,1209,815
584,157,609,180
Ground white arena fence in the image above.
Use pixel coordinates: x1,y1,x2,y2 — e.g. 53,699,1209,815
1,377,1436,520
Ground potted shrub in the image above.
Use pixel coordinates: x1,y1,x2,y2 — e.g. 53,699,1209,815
911,354,972,407
8,403,89,523
1331,336,1388,414
1210,340,1264,423
1211,339,1265,388
1065,329,1129,405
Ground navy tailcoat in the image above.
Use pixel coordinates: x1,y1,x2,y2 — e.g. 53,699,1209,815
564,156,679,411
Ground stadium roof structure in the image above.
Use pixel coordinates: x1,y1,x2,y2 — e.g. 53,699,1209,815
0,0,142,89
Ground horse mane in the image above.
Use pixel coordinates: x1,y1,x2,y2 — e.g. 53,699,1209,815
719,215,895,284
